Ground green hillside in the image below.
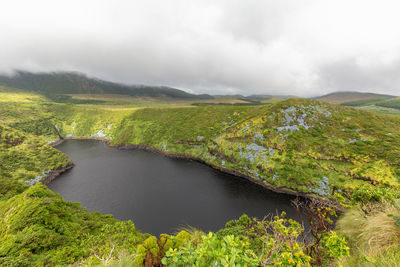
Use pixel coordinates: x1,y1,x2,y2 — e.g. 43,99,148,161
0,71,213,100
1,86,399,266
316,91,395,104
0,184,146,266
109,99,400,199
316,92,400,117
6,86,398,200
377,98,400,109
0,124,71,185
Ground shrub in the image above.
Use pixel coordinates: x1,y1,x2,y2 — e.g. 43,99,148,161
135,236,159,266
162,232,259,266
257,212,311,266
174,231,191,248
321,231,349,260
352,184,398,204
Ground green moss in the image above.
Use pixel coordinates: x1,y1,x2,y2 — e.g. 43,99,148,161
0,124,71,183
0,178,28,201
0,184,145,266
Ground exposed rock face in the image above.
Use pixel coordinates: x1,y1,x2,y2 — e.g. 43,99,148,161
40,163,75,185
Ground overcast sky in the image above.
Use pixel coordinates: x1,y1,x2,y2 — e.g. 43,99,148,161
1,0,400,96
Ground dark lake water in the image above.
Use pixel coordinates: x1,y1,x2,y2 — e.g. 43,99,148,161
49,140,298,235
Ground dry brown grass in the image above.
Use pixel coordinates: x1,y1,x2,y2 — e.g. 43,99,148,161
336,200,400,266
360,206,400,254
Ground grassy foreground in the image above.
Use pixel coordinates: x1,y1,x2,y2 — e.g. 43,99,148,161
0,87,399,266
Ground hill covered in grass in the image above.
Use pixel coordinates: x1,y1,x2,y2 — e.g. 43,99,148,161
1,87,400,266
0,71,213,100
316,91,395,104
0,124,71,186
316,91,400,117
2,85,399,200
106,99,400,199
0,183,146,266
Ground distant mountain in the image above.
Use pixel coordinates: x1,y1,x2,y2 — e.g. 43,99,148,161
246,94,296,100
315,91,395,104
0,71,213,100
213,94,245,99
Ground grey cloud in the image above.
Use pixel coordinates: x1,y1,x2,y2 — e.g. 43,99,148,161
318,58,400,95
0,0,399,96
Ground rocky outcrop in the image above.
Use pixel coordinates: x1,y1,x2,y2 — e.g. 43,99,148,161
40,163,75,185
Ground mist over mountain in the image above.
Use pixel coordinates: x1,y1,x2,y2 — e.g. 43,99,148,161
0,71,213,100
2,1,400,96
2,71,399,105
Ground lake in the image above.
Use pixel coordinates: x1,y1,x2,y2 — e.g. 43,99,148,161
49,140,298,235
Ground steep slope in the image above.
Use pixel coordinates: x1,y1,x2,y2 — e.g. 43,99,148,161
0,71,213,99
0,85,138,141
213,99,400,196
0,124,72,186
109,99,400,198
2,87,398,200
0,184,145,266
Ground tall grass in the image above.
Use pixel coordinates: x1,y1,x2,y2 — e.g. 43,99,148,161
336,200,400,266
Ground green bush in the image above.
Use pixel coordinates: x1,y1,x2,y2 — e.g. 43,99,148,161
321,231,350,261
174,230,191,248
0,184,145,266
162,232,259,266
136,236,159,266
352,184,399,204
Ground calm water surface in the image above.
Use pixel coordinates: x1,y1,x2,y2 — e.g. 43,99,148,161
49,140,298,235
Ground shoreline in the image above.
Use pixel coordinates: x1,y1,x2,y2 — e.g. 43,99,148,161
49,137,313,199
40,163,75,185
49,136,109,147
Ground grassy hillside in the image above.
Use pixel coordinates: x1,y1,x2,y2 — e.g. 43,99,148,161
109,99,400,199
1,87,400,266
377,98,400,109
0,124,71,184
358,105,400,117
317,92,400,117
316,91,394,104
0,71,213,100
0,85,139,141
0,184,146,266
3,86,398,199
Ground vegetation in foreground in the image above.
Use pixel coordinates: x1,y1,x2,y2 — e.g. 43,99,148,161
0,184,146,266
0,86,399,266
337,189,400,266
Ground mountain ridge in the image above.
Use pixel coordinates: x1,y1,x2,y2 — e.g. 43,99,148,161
0,71,213,100
315,91,397,104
